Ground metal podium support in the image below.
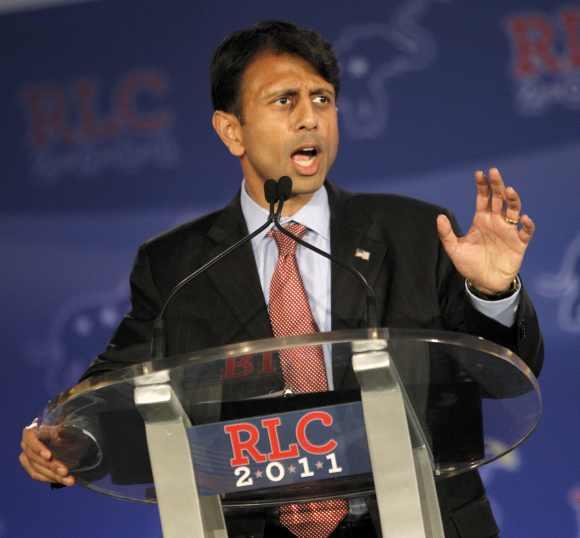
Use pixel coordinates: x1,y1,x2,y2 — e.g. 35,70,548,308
134,381,228,538
352,339,445,538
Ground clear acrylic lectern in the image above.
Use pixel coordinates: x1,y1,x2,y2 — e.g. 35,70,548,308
38,329,542,538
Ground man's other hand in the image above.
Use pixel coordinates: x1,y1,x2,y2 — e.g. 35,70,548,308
19,419,75,486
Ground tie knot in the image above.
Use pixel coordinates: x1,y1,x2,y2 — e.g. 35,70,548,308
272,223,307,257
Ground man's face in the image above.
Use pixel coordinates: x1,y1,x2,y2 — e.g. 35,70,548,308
235,51,339,202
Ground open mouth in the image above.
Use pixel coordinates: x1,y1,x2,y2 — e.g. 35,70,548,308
291,146,320,174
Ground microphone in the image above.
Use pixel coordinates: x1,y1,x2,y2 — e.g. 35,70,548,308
151,179,280,359
264,178,279,208
273,176,378,328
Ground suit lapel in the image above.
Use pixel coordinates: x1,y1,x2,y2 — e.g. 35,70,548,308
328,183,388,330
327,183,389,388
204,194,273,343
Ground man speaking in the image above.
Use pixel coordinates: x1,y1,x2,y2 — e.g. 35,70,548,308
20,20,543,538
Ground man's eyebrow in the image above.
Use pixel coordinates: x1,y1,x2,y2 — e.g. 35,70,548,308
261,86,335,100
262,87,299,100
310,87,335,96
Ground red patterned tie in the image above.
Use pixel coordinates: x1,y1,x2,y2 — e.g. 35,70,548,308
269,223,348,538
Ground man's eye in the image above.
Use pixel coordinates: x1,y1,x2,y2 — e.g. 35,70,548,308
313,95,331,104
276,96,291,106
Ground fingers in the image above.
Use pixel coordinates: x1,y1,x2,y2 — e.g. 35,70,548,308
23,423,52,460
436,214,458,253
504,185,522,222
21,436,68,474
487,168,506,214
37,424,64,446
476,168,525,224
19,452,74,485
19,452,52,483
20,425,74,486
475,170,490,212
518,214,535,244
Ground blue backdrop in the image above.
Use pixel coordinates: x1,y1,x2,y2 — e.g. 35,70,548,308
3,1,579,536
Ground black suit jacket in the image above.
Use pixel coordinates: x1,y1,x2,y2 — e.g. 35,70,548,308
82,182,543,538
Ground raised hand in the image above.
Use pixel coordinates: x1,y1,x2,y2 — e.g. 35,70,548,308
436,168,535,295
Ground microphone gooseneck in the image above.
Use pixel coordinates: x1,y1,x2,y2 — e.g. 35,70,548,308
151,179,280,359
273,177,378,328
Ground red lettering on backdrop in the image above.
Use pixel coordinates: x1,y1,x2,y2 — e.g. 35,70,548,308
115,70,171,131
507,15,560,78
261,417,300,461
75,79,119,140
295,411,337,455
75,79,99,140
20,69,171,148
224,423,267,466
20,86,72,148
562,9,580,68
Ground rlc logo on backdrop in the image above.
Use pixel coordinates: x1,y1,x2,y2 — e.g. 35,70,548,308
334,0,447,140
19,69,180,182
536,232,580,334
504,8,580,115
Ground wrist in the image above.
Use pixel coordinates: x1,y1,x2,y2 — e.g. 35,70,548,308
466,277,520,300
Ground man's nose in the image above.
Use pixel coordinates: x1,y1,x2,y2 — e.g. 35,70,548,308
293,98,318,130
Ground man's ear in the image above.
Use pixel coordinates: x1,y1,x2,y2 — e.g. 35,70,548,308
212,111,245,157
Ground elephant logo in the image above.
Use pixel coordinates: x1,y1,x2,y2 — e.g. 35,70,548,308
334,0,448,139
24,280,130,394
24,211,200,395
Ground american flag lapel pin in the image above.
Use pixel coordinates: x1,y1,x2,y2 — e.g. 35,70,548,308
354,248,371,261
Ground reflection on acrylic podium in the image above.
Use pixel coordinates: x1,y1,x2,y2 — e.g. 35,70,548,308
39,328,541,538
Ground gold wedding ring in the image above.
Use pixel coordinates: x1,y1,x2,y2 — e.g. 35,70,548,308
504,216,519,225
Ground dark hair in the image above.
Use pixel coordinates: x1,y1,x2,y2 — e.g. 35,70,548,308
210,20,340,117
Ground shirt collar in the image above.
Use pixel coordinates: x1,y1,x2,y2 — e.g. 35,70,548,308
240,179,330,241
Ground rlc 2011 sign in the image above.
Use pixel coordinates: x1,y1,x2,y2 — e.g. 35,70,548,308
224,410,337,465
187,402,372,495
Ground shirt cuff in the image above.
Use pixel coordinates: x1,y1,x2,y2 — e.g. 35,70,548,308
465,277,521,328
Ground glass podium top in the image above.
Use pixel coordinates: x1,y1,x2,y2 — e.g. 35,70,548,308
39,328,541,506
